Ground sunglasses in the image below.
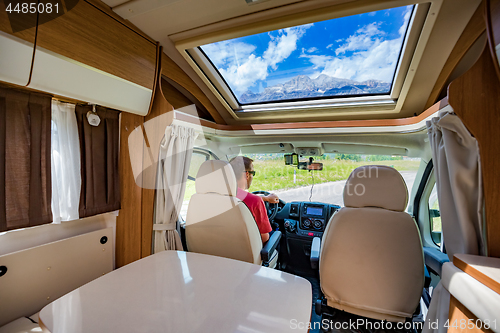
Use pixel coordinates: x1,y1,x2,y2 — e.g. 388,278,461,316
246,170,256,176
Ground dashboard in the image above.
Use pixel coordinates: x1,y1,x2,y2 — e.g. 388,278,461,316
274,201,341,273
275,201,341,237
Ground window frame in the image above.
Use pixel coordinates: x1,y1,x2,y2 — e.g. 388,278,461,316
187,148,219,180
197,5,414,107
180,147,220,223
176,1,434,119
427,182,441,246
415,166,442,249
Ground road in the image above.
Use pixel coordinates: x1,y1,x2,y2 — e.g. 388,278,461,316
274,171,417,206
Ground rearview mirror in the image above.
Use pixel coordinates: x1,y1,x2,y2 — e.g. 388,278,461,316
307,163,323,171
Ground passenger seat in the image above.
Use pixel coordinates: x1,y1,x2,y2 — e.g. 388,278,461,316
317,165,424,322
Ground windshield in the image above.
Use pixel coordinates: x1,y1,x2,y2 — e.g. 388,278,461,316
245,153,420,206
179,152,421,221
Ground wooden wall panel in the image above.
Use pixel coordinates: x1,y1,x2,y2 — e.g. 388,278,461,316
448,296,493,333
36,0,156,89
161,53,225,124
162,79,214,121
117,58,177,262
448,47,500,258
116,113,144,267
425,4,486,109
141,80,174,257
161,80,195,111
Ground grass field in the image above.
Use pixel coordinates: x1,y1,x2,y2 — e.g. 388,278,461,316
183,158,421,202
430,194,442,233
251,159,420,192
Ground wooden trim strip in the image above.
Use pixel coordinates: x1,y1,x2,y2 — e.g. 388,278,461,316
485,0,500,80
146,43,162,116
0,95,6,231
454,254,500,295
174,97,448,131
116,113,144,267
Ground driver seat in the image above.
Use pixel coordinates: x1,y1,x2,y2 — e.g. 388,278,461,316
185,160,279,268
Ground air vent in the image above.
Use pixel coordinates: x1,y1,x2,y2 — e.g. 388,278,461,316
290,203,299,216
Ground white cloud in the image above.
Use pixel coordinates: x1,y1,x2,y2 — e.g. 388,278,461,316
219,55,268,93
335,22,384,55
202,24,312,94
307,47,318,53
326,44,333,49
399,7,412,36
301,17,408,83
263,26,310,69
299,54,331,69
201,41,256,68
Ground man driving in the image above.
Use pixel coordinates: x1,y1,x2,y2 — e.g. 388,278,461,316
229,156,280,243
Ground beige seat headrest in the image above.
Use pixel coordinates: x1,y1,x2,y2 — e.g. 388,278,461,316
343,165,408,212
195,160,237,197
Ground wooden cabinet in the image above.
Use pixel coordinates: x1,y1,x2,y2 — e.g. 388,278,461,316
0,3,37,44
36,0,157,90
1,0,158,100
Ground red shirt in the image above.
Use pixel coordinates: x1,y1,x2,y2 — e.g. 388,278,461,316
236,188,272,234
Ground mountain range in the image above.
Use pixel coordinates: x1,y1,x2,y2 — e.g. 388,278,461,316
239,74,391,104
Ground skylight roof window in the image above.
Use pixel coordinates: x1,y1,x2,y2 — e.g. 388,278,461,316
199,5,414,106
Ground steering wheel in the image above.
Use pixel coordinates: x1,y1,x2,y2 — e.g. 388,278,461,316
252,191,279,222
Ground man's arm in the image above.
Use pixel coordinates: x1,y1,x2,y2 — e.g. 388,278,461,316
255,196,272,244
261,232,270,243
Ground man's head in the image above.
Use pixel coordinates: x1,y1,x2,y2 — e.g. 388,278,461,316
229,156,255,190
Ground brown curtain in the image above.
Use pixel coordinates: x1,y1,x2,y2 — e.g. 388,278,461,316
0,85,52,232
75,105,120,218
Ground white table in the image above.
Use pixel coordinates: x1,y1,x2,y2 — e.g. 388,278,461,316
39,251,312,333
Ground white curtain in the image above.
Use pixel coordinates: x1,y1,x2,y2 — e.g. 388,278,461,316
153,124,197,253
51,101,81,223
424,110,484,333
427,110,485,261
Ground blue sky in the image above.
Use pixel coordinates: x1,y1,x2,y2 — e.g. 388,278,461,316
200,5,413,97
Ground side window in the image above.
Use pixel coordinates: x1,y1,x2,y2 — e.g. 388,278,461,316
188,152,209,180
428,184,441,246
180,150,216,221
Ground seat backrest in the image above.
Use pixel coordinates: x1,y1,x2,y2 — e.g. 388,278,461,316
320,165,424,322
185,160,262,264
